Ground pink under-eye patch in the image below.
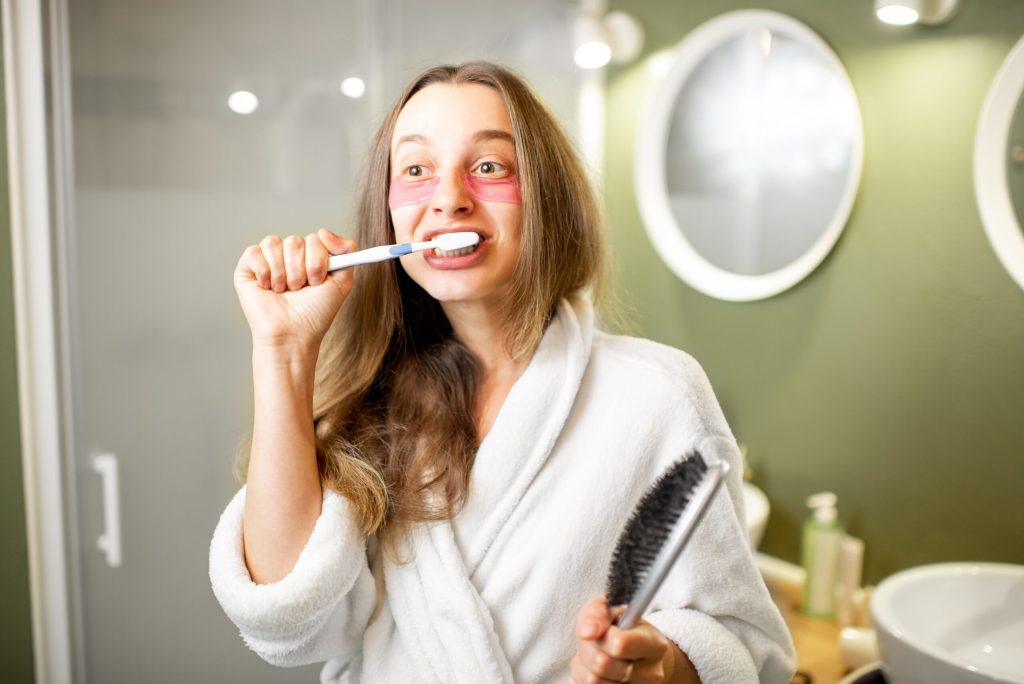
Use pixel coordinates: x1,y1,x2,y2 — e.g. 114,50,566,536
388,177,440,208
462,174,521,204
388,173,521,209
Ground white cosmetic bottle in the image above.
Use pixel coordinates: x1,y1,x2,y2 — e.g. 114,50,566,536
800,492,843,618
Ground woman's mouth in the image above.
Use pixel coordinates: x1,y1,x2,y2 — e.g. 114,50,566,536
423,233,488,268
433,243,478,257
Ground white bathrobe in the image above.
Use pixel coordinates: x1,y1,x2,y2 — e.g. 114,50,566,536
209,297,796,683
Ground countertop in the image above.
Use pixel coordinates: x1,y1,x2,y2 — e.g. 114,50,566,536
778,600,848,684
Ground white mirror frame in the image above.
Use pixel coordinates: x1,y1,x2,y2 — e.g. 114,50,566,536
634,10,864,302
975,34,1024,292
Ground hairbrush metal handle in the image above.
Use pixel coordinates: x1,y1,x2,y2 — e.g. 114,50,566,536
617,460,730,630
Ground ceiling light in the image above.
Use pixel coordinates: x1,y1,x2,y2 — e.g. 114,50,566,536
227,90,259,115
340,77,366,99
875,0,960,26
573,10,643,70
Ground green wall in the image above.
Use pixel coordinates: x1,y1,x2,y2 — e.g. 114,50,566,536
0,20,37,684
607,0,1024,583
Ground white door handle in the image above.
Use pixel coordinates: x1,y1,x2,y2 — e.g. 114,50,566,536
92,453,122,567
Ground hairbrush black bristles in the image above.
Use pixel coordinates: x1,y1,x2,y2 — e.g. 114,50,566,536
606,452,708,607
606,452,728,629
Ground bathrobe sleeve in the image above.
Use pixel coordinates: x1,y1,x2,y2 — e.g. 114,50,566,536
208,486,376,669
643,436,796,684
594,335,795,683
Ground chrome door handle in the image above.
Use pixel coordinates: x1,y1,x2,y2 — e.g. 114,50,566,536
92,453,122,567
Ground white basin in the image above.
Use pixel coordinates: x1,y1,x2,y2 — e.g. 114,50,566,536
741,481,769,549
872,562,1024,684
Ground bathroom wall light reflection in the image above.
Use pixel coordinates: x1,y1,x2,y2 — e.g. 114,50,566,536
757,27,772,57
340,77,366,99
227,90,259,114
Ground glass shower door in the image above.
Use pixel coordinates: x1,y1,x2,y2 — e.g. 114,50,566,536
59,1,583,681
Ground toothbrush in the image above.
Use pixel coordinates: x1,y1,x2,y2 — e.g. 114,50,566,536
606,452,729,629
326,231,481,272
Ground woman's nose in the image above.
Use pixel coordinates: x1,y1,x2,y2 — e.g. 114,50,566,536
431,171,473,217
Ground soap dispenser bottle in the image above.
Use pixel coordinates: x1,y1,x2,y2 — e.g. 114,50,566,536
801,491,843,618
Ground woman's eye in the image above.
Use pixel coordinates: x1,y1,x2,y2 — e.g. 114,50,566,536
407,165,425,178
476,161,507,176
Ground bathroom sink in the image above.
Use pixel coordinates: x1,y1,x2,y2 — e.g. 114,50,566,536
871,562,1024,684
741,481,769,548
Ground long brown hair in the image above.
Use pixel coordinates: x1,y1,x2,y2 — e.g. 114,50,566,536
244,62,608,552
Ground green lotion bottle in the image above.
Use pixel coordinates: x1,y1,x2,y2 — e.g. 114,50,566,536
800,492,843,618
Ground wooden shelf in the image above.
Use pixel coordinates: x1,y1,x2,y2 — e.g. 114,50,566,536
777,600,847,684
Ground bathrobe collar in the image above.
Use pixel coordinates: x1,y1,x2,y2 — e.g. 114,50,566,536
454,294,594,573
377,296,594,684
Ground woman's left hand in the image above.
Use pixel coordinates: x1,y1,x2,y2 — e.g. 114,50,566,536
568,594,683,683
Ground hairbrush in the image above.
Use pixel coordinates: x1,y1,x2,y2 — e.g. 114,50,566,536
606,451,730,629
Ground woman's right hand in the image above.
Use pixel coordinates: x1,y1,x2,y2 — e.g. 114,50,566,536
234,228,357,350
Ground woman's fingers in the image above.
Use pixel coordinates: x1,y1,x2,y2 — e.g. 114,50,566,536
260,235,287,293
245,230,353,293
570,654,625,683
577,594,613,641
600,623,668,661
282,235,306,291
576,639,638,682
317,228,357,296
573,596,670,683
596,622,671,683
238,245,271,289
317,227,351,256
574,595,637,682
305,232,327,286
234,230,356,346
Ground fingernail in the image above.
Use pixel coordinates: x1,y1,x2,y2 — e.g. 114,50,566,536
583,620,599,637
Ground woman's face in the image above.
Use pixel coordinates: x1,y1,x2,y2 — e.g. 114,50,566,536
389,83,522,307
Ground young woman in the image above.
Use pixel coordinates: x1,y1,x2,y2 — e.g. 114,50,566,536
210,61,795,684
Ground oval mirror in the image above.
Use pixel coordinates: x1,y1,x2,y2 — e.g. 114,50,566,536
635,10,863,301
975,33,1024,292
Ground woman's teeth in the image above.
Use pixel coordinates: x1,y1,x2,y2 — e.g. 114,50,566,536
433,244,478,257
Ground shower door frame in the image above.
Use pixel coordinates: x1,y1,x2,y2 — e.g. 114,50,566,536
3,0,81,682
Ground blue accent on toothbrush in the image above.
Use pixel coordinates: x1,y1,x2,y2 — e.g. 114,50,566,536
389,243,413,256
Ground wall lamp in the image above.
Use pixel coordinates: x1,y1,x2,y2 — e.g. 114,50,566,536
573,10,644,69
875,0,960,26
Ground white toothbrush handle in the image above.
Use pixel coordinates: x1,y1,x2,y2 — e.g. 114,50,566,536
327,243,414,272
